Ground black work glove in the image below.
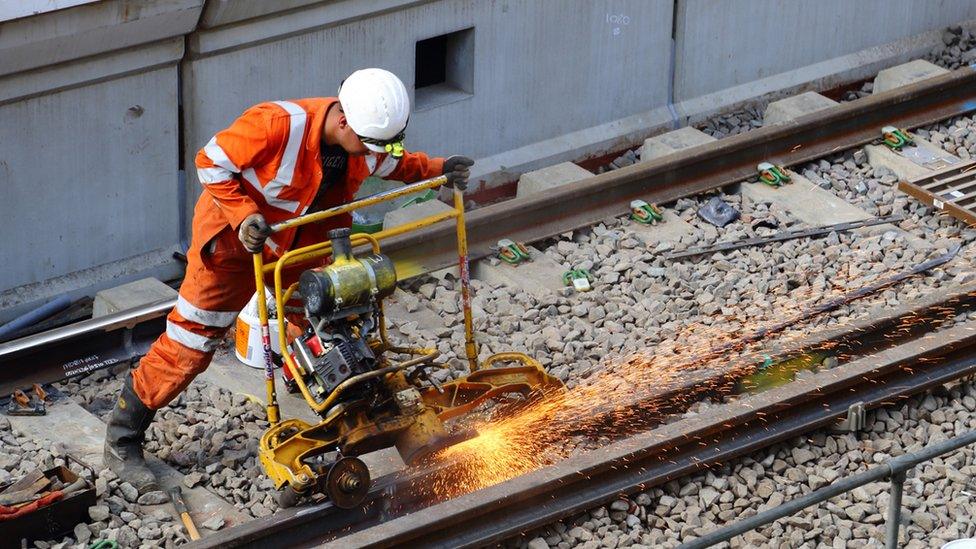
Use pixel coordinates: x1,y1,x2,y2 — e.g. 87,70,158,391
238,213,272,253
443,155,474,191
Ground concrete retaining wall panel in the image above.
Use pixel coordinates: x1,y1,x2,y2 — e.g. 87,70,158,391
674,0,976,100
183,0,672,182
0,66,180,292
0,0,202,77
198,0,330,28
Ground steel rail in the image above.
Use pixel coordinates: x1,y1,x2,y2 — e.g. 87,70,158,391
0,299,170,396
334,321,976,548
2,66,974,396
191,283,976,548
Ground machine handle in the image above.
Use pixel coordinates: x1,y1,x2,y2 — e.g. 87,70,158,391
267,175,449,235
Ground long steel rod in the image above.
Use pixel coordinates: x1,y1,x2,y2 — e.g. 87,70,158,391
666,215,905,260
681,429,976,549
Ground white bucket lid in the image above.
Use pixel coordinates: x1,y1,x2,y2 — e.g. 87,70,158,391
943,539,976,549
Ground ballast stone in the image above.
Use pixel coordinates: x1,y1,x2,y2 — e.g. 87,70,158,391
873,60,950,94
763,92,838,125
383,198,453,230
517,162,592,198
93,277,177,318
640,127,716,162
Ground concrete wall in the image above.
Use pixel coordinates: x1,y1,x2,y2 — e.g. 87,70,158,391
183,0,672,164
0,65,180,290
0,2,200,321
674,0,976,100
1,0,973,322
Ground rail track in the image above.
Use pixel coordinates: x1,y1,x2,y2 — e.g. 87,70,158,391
2,66,973,396
189,278,976,548
3,65,976,548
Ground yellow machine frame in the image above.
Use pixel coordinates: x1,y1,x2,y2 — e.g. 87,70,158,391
250,176,563,500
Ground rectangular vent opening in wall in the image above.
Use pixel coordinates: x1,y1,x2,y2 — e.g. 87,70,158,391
414,27,474,111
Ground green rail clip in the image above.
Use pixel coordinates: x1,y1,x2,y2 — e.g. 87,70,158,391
562,268,594,292
497,239,531,265
758,162,791,187
882,125,915,151
630,200,664,225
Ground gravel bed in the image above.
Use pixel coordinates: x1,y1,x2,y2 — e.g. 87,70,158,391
1,409,190,548
927,25,976,70
8,47,976,547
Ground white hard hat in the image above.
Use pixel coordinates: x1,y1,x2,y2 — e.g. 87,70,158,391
338,68,410,155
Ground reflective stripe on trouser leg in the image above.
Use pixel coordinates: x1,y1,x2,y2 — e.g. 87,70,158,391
131,233,254,410
131,309,228,410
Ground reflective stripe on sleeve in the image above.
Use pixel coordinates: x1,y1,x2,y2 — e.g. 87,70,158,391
166,320,222,353
242,168,300,212
176,295,238,328
203,137,240,173
197,166,233,185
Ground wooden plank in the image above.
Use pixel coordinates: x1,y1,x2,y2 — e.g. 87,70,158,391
1,468,44,494
898,180,976,225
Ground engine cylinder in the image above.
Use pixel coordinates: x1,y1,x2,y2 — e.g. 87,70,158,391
299,228,397,316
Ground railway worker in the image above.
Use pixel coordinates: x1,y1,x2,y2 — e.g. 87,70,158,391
103,68,474,493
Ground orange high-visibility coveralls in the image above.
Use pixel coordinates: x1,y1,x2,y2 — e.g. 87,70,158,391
132,98,444,409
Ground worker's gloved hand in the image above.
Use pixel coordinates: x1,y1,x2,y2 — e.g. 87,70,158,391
442,155,474,191
238,213,272,253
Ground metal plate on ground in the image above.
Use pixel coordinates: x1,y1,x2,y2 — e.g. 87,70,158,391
898,159,976,224
899,144,958,171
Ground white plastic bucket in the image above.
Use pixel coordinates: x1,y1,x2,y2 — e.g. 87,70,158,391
943,540,976,549
235,290,284,369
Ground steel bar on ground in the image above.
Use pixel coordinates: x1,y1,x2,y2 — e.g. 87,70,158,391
680,430,976,549
0,299,171,396
665,215,904,260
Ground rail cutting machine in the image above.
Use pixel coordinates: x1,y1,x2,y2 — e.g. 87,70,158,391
251,176,564,508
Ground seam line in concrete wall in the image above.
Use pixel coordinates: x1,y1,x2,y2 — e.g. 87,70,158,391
0,37,184,106
667,36,680,130
666,0,680,130
187,0,436,59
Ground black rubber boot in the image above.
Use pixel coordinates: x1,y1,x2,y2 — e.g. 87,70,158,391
104,374,159,494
